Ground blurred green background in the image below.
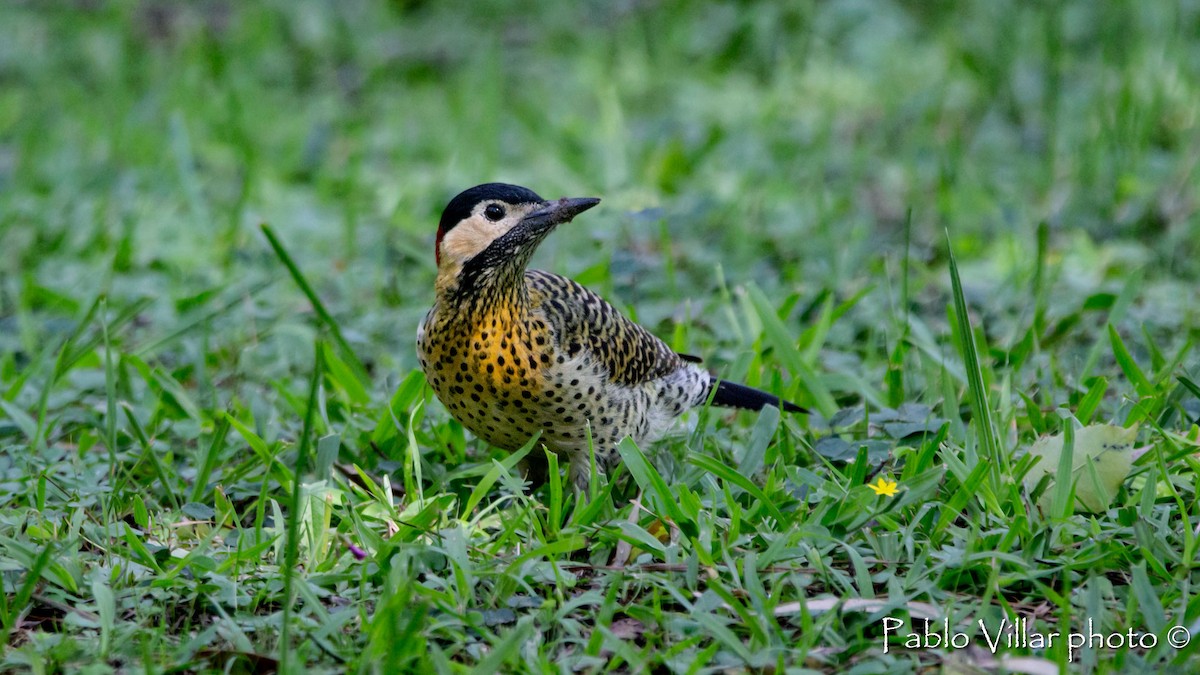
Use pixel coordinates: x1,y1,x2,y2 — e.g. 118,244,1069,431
4,0,1197,386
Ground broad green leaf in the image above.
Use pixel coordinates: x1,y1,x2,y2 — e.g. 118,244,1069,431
1024,424,1138,513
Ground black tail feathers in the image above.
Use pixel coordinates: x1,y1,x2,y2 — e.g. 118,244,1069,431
708,378,807,414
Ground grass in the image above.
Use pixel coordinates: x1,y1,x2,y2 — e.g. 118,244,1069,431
2,0,1200,672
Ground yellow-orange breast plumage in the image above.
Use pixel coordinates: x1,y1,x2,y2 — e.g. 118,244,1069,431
417,269,712,485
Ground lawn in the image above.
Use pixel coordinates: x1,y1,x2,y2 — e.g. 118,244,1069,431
2,1,1199,672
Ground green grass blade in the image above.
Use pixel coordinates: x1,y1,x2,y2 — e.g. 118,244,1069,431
1131,562,1166,635
688,454,787,525
1076,377,1107,425
1051,414,1077,519
932,457,991,539
946,238,1007,487
1079,269,1141,383
120,402,182,511
616,437,696,539
744,283,837,416
738,401,779,477
260,223,370,388
280,339,325,670
1108,323,1155,397
546,449,562,537
0,544,54,645
1179,375,1200,402
190,414,232,503
461,435,537,519
469,617,534,675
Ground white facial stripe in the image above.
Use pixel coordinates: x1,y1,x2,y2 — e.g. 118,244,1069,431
439,218,507,262
437,201,539,267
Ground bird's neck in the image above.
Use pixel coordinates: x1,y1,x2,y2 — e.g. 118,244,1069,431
436,263,531,318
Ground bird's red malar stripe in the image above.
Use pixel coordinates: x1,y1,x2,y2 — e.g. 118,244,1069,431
434,225,448,265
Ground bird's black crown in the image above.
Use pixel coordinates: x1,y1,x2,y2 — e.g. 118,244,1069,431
438,183,545,235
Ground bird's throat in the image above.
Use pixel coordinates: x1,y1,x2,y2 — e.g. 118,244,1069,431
438,263,531,315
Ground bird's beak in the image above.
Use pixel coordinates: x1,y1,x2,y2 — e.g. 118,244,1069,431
472,196,601,272
519,197,601,235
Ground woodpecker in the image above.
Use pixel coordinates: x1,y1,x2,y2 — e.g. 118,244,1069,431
416,183,804,489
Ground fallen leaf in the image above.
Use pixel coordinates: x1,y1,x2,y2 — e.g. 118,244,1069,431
1024,424,1138,513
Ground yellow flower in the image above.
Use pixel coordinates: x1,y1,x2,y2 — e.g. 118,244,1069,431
868,476,899,497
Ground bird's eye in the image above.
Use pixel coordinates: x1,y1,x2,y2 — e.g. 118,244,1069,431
484,204,506,221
